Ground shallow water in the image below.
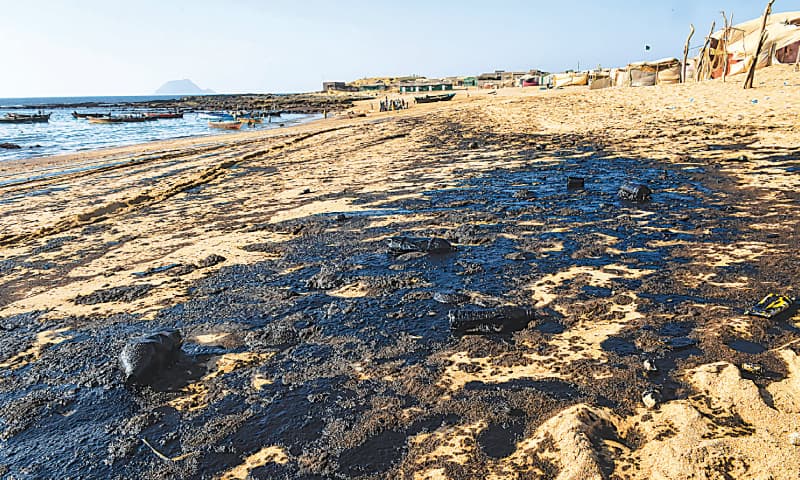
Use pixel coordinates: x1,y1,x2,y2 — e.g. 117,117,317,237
0,109,320,162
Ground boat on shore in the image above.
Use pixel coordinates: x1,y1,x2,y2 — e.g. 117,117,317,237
414,93,456,104
0,113,51,123
237,116,262,124
88,115,150,124
72,111,111,119
208,120,242,130
143,112,184,119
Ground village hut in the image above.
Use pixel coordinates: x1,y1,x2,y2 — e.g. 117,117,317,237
625,58,682,87
552,72,589,88
704,11,800,79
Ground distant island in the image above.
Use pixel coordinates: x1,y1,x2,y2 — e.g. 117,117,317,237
154,79,215,95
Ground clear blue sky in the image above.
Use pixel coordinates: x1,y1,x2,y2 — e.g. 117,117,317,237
0,0,791,97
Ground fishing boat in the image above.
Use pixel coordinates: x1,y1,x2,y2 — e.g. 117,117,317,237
87,115,150,124
0,113,51,123
414,93,456,104
143,112,184,119
72,111,110,119
208,120,242,130
198,112,233,120
236,116,262,124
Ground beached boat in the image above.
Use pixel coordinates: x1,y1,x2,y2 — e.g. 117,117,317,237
0,113,51,123
72,111,110,119
208,120,242,130
88,115,150,124
237,116,263,124
144,112,184,119
414,93,456,104
198,112,233,120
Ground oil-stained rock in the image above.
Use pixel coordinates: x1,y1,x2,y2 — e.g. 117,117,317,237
118,329,183,384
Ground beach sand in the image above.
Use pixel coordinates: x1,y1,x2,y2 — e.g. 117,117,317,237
1,66,799,479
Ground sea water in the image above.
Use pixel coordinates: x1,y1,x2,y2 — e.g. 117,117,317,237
0,96,320,162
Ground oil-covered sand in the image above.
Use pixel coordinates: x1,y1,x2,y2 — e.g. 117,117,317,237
1,66,800,479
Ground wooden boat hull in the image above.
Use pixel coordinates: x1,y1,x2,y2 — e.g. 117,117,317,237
0,114,50,123
72,111,110,119
414,93,456,104
88,116,149,124
144,113,184,119
208,121,242,130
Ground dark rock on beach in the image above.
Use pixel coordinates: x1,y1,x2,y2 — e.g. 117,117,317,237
118,329,183,384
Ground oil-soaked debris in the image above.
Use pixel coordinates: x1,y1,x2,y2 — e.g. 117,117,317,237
197,254,226,269
433,290,471,305
745,293,797,319
642,388,661,410
386,236,456,255
305,265,348,290
119,329,183,384
74,284,154,305
449,306,535,336
741,362,764,376
617,182,652,202
567,176,585,189
643,356,658,373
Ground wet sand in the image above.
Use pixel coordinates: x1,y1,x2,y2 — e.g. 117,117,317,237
1,66,800,479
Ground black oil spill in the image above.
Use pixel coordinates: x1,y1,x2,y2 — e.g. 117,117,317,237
726,339,767,354
2,141,797,479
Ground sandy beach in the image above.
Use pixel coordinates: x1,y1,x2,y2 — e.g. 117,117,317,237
1,65,800,479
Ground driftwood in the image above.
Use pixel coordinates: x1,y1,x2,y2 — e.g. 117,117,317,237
721,11,731,82
744,0,776,89
682,24,695,83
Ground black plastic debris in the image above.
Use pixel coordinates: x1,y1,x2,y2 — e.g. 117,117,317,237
741,362,764,376
119,329,183,384
745,293,797,319
387,236,455,255
643,356,658,372
618,183,652,202
433,290,471,305
567,177,585,189
449,306,535,336
642,388,661,409
665,336,698,350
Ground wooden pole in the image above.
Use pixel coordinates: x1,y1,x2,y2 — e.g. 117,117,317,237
744,0,775,89
696,21,716,82
795,42,800,72
682,24,695,83
721,11,730,82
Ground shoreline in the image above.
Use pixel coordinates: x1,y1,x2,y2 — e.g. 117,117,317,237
1,66,800,478
0,91,371,114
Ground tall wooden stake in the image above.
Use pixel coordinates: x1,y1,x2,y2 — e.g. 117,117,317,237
682,24,695,83
696,21,716,82
795,40,800,72
744,0,775,89
721,11,730,82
